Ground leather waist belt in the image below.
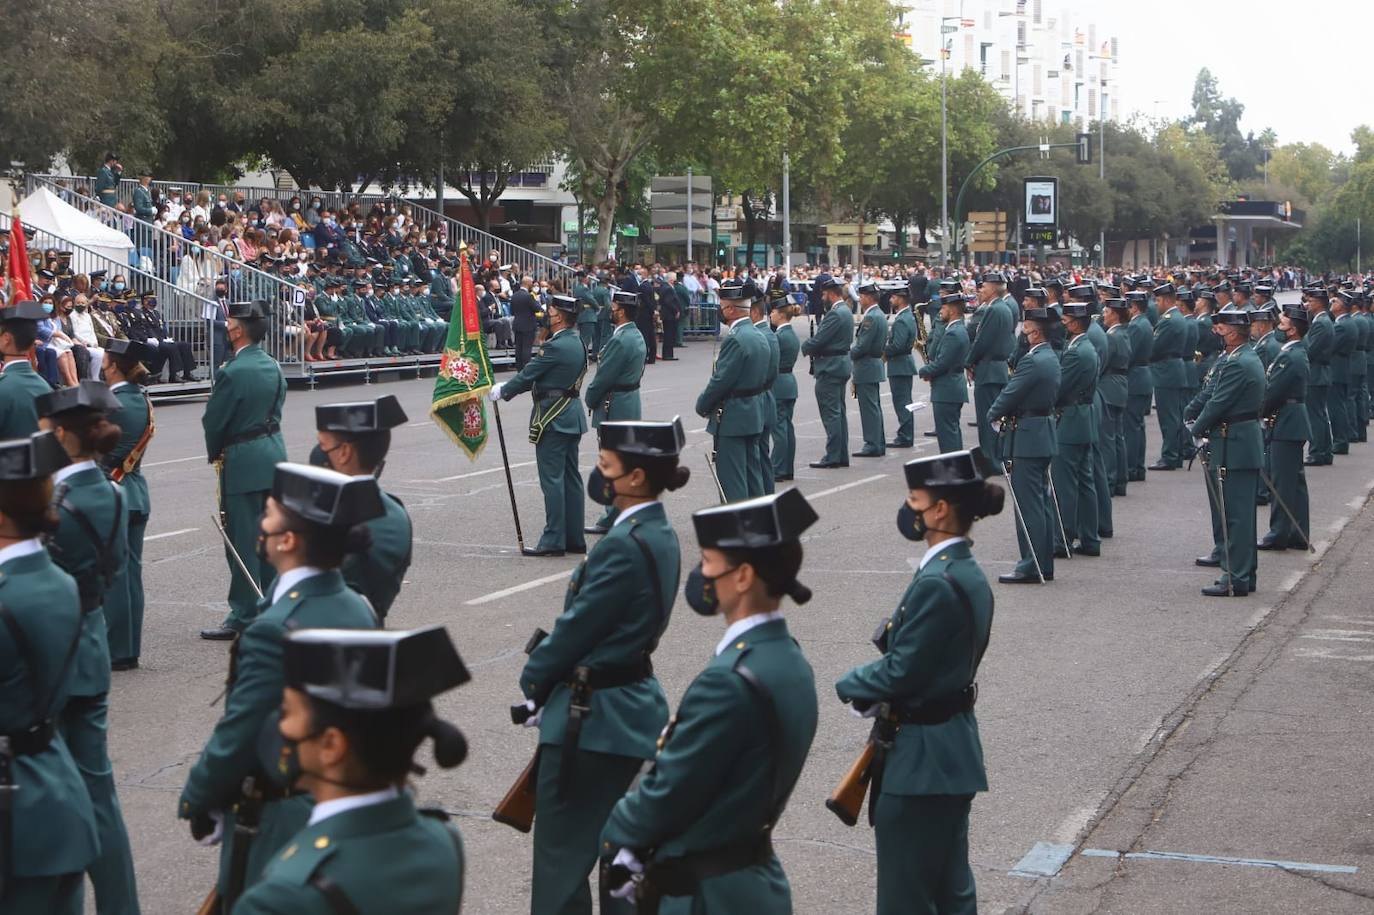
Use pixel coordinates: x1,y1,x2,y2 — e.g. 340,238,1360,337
1221,412,1259,425
565,659,653,691
1102,368,1128,376
1149,355,1180,363
727,385,770,400
777,368,793,374
1014,408,1053,418
0,719,56,757
225,421,280,448
892,684,978,726
813,348,848,357
537,387,580,401
254,781,308,804
646,835,774,898
608,384,640,393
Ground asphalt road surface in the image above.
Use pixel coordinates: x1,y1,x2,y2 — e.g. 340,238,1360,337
112,305,1374,914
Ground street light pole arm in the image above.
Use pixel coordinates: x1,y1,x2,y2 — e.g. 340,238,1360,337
952,142,1079,262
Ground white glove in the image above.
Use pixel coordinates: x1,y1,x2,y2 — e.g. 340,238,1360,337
905,401,928,414
849,702,881,719
521,699,542,728
609,847,644,900
488,383,504,402
197,811,224,847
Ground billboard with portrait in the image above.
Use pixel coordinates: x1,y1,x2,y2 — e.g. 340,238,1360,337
1024,177,1058,227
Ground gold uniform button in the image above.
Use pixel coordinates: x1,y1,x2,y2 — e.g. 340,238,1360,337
289,591,300,599
314,836,330,849
939,554,948,561
281,844,297,860
735,641,746,650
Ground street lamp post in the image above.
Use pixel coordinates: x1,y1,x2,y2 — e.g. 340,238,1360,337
1099,81,1107,270
940,37,950,266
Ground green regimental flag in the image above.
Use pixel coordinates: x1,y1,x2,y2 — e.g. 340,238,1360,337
430,247,495,461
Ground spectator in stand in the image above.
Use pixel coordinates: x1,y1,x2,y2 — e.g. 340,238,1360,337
136,293,197,383
36,292,79,386
190,191,212,224
132,171,157,222
510,274,540,368
164,189,185,223
264,199,288,229
66,293,104,380
315,209,346,252
95,152,122,206
482,280,514,347
230,190,247,212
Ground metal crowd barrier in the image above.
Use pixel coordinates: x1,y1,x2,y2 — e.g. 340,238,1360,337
682,297,720,338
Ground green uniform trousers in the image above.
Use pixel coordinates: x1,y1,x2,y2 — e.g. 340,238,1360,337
1124,395,1151,476
972,383,1003,464
222,489,276,631
532,744,640,915
105,510,147,663
60,695,139,915
1205,464,1258,591
535,431,586,553
932,402,964,454
1106,405,1128,495
1010,456,1054,580
1265,440,1310,548
874,793,976,915
1353,374,1369,440
889,375,914,445
1052,443,1096,551
814,379,849,464
771,398,796,479
1306,386,1332,463
1154,388,1186,467
1329,383,1351,453
855,382,885,455
2,873,83,915
713,433,760,502
757,395,775,495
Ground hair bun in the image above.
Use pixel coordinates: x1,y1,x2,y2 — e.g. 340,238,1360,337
344,524,374,554
785,581,812,605
976,482,1006,519
426,717,468,769
666,466,692,492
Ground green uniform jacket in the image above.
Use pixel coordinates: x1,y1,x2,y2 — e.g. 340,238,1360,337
500,328,589,437
696,319,770,437
0,545,100,877
1190,346,1265,470
988,343,1061,458
342,491,412,621
1305,311,1334,387
131,184,155,221
1125,314,1154,397
1182,314,1201,376
1262,341,1310,442
1150,308,1189,388
1352,313,1371,378
585,323,647,426
1056,335,1100,445
573,282,598,327
203,344,288,495
1253,330,1282,370
0,360,52,439
884,307,918,377
756,318,780,414
600,618,817,900
1100,326,1131,408
918,319,970,403
773,324,800,402
835,539,991,795
1196,313,1225,378
850,305,888,384
232,794,463,915
49,463,128,697
800,303,854,381
520,502,678,759
106,382,152,515
1332,314,1356,384
965,300,1013,384
1084,319,1108,378
94,165,119,203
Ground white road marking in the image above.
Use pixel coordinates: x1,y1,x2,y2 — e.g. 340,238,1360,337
1295,646,1374,662
465,569,574,606
143,455,201,468
144,527,199,542
1278,570,1305,592
416,460,537,483
809,474,887,500
1299,630,1374,643
1079,847,1358,874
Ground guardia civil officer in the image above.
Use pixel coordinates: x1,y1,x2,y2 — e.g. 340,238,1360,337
695,283,770,499
0,432,99,915
1099,298,1134,498
1052,299,1101,556
0,301,56,439
311,395,413,620
1185,306,1265,597
1349,291,1371,441
1122,290,1154,481
231,626,469,915
1197,285,1227,390
1258,305,1312,551
101,340,155,671
573,269,600,360
988,300,1060,584
918,293,970,454
964,273,1015,464
835,448,1002,915
37,382,138,914
584,289,647,535
1302,287,1335,466
201,300,288,640
753,290,782,492
769,294,802,482
801,277,854,468
1249,304,1281,507
178,465,382,910
518,419,687,914
1078,294,1111,546
883,284,919,448
1329,290,1357,455
1177,287,1202,407
851,282,888,458
1147,283,1189,471
600,488,819,912
490,295,589,556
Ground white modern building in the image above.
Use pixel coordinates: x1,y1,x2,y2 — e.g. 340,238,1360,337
897,0,1120,129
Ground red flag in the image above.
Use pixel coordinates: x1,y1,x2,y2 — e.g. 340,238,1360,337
6,211,32,304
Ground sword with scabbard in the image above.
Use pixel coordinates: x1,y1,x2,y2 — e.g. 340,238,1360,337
210,513,263,600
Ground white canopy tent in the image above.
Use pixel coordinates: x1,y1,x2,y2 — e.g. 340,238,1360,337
16,186,135,268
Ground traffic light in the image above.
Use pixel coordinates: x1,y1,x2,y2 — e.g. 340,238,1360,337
1076,132,1093,165
892,248,902,259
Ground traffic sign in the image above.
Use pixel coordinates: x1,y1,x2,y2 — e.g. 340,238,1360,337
620,225,639,237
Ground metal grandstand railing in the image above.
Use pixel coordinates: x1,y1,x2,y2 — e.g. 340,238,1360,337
28,173,572,282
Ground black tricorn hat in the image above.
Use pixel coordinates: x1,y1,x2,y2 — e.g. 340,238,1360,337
903,447,995,489
104,338,154,362
271,463,385,527
284,625,470,710
227,299,272,319
549,294,579,315
611,289,639,309
1214,304,1252,326
0,301,48,322
598,417,686,457
36,380,122,418
1153,282,1177,297
315,395,408,433
1102,297,1131,312
692,487,818,550
0,432,70,480
1282,303,1310,325
1061,302,1092,319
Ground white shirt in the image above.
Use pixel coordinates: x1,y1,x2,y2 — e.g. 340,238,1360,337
613,501,657,527
864,303,881,317
70,310,98,346
715,610,786,657
53,459,98,486
307,786,400,827
271,566,325,605
613,321,632,337
729,316,751,331
1282,338,1300,352
1027,341,1049,356
109,381,128,393
0,538,45,566
919,536,967,572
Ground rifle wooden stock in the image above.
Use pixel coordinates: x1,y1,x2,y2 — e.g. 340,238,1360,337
492,752,539,833
825,740,876,827
195,888,219,915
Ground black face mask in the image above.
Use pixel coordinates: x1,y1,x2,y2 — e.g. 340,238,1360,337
256,710,318,790
684,562,738,616
896,501,961,542
254,531,270,563
308,443,335,469
586,467,625,506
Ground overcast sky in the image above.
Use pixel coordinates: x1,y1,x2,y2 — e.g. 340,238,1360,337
1077,0,1369,154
